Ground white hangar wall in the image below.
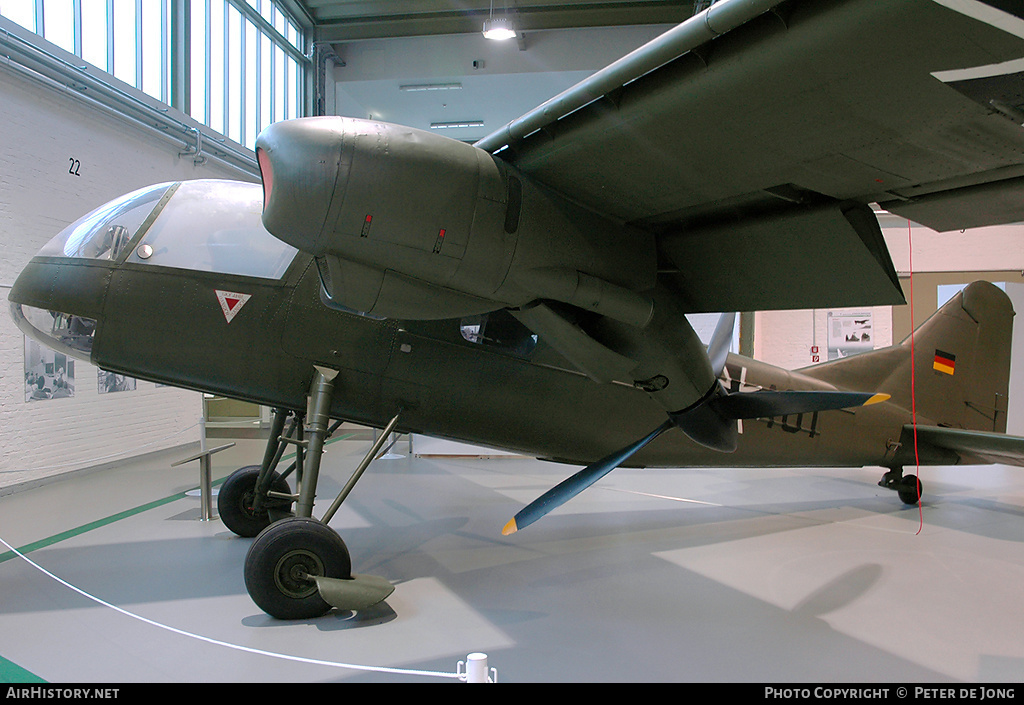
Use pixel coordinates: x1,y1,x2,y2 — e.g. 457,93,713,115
752,219,1024,425
0,63,256,492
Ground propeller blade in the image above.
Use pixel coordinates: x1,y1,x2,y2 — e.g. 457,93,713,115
713,390,889,420
707,312,737,376
502,419,675,535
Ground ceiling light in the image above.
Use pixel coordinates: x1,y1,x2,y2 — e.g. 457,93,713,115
482,16,516,40
399,82,463,92
430,121,485,130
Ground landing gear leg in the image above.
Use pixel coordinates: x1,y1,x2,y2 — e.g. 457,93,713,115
218,408,295,537
879,466,923,505
294,367,339,518
243,367,395,619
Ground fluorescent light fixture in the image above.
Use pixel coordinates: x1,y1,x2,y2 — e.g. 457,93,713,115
399,82,463,92
482,16,516,40
430,121,485,129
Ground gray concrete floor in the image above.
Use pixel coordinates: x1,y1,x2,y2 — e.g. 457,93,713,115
1,432,1023,683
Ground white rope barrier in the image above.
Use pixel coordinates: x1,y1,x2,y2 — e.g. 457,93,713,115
0,535,470,681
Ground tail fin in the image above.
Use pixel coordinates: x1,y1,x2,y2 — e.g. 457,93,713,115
811,281,1015,432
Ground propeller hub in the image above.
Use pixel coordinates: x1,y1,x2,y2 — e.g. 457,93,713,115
670,384,738,453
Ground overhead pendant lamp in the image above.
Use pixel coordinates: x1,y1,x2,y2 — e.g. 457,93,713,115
483,1,516,40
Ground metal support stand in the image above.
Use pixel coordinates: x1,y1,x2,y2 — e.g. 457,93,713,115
378,430,405,459
172,437,236,521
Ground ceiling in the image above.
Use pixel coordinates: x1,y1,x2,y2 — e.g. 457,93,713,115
285,1,700,42
326,22,676,142
282,1,700,143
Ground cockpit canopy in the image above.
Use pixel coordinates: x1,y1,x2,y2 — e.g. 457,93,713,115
37,180,298,279
16,179,299,363
39,182,170,261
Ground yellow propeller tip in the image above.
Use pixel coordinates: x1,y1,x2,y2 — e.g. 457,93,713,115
864,393,890,406
502,518,518,536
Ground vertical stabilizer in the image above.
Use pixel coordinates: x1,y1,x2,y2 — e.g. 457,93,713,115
901,282,1014,431
811,282,1014,432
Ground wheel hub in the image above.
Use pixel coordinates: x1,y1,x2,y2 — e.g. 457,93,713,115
273,549,324,599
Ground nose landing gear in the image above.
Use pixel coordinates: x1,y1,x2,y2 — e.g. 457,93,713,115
223,366,397,619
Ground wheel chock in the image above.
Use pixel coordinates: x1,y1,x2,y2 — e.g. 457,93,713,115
313,574,395,611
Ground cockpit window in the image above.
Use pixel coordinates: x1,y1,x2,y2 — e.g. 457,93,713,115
128,180,298,280
37,183,171,261
460,310,538,357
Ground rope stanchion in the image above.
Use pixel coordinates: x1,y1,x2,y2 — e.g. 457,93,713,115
458,652,498,683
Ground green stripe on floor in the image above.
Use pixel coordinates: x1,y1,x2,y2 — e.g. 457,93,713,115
0,491,190,565
0,654,45,683
0,432,358,564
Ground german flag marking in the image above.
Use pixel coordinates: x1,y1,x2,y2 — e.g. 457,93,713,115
933,349,956,375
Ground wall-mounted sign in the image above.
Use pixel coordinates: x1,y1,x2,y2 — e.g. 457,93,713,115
827,311,873,360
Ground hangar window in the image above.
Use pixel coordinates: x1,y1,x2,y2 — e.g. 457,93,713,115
1,0,307,150
187,0,306,146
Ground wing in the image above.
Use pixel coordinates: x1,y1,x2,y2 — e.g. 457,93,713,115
477,0,1024,313
907,425,1024,466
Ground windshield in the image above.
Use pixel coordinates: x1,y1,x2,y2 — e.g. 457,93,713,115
37,183,171,261
128,180,298,280
11,303,95,362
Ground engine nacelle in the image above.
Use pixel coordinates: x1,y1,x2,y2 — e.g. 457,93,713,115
256,117,655,324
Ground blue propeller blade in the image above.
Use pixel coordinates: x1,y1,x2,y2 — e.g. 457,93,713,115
503,418,675,535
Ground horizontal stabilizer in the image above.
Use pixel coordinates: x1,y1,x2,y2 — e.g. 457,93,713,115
906,425,1024,467
713,390,889,420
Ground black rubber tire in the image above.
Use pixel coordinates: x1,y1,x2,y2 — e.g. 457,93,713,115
244,517,352,620
898,474,922,505
218,465,292,538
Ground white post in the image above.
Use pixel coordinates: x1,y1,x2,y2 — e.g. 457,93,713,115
465,653,489,683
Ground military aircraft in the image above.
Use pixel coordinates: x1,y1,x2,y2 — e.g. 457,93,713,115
9,0,1024,619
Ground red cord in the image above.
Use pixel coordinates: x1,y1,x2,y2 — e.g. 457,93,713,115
907,220,924,533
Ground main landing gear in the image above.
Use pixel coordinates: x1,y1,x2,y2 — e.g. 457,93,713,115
879,467,923,505
219,366,398,619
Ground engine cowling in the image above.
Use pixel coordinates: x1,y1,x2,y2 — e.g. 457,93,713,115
256,117,655,324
